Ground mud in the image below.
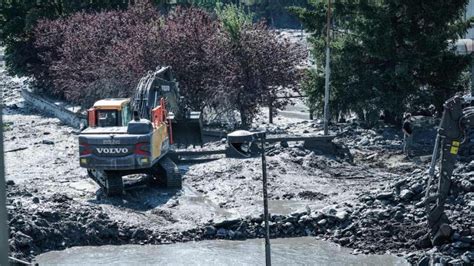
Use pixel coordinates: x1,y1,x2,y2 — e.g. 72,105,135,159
36,237,408,265
2,68,473,265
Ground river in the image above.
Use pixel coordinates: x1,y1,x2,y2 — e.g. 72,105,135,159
36,237,408,265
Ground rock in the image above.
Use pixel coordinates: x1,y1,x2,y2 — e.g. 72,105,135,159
393,211,404,221
448,259,464,265
358,137,370,146
400,189,414,200
461,253,471,264
416,256,429,266
416,232,432,249
432,224,453,246
214,218,242,229
32,197,40,204
8,104,19,110
280,140,289,148
42,140,55,145
460,180,473,192
232,231,246,240
204,226,216,237
335,210,349,221
131,229,147,240
462,251,474,262
51,193,72,203
410,183,423,194
460,236,473,244
375,191,393,200
6,180,14,186
298,215,312,224
321,205,337,216
227,230,235,239
216,228,227,238
317,219,327,226
298,191,326,200
452,241,471,249
15,231,33,247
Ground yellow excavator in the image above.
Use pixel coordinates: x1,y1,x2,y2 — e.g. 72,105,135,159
78,67,202,196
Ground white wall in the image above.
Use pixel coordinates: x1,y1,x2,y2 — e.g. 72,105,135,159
466,1,474,39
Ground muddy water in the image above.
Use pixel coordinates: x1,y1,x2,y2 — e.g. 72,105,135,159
36,237,408,265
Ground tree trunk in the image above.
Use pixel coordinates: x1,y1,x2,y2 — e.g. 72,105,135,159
240,107,250,129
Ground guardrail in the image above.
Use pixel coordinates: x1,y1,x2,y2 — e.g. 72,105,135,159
9,256,38,266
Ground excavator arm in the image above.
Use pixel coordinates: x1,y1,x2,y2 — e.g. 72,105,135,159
425,95,474,245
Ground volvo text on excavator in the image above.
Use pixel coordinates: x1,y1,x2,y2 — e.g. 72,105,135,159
78,67,203,196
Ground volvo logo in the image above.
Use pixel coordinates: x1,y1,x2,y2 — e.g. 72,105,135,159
96,147,129,154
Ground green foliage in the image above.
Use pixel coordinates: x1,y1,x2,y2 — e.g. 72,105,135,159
293,0,474,125
215,3,253,41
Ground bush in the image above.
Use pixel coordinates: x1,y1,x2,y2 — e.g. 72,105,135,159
34,2,159,107
152,7,229,111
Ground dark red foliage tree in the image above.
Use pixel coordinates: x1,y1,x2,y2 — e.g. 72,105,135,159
35,1,159,106
152,7,231,111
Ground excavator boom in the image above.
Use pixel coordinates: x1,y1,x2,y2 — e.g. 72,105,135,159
425,95,474,245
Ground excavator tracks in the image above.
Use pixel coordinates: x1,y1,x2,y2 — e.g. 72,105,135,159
152,157,182,189
87,156,181,197
87,169,124,196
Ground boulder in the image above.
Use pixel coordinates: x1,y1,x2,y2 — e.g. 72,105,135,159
400,189,414,201
216,228,227,238
335,210,349,221
375,192,393,200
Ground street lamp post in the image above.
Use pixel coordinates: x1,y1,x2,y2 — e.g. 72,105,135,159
227,130,271,266
256,132,271,266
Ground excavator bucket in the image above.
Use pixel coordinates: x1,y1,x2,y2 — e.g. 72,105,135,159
171,115,203,148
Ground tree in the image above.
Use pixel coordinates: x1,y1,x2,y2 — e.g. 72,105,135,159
152,7,229,111
217,4,305,127
34,1,160,106
292,0,473,125
0,0,130,76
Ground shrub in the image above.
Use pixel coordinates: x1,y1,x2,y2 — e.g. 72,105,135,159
34,2,159,106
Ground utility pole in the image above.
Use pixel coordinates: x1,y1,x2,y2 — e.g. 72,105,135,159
0,101,9,265
260,133,271,266
323,0,332,135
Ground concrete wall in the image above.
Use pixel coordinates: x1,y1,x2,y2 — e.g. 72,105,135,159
467,1,474,39
21,88,86,129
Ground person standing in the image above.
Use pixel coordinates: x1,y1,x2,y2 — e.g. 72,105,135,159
402,113,413,156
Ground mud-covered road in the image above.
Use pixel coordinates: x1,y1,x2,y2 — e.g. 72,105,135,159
3,68,473,265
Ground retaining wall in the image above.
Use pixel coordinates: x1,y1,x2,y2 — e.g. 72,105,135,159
21,88,86,129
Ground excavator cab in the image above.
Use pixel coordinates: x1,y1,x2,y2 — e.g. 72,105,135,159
87,98,132,128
